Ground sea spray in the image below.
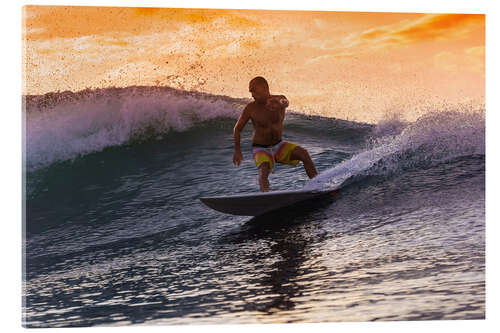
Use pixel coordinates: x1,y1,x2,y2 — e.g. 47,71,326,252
304,109,485,191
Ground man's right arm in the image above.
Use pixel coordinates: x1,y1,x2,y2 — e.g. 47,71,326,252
233,105,251,166
233,105,251,151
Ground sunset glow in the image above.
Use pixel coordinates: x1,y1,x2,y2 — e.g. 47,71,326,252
22,6,485,122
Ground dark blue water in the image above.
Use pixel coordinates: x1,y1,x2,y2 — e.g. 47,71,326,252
23,88,485,327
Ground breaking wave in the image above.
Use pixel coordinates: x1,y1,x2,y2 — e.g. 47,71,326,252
24,86,248,171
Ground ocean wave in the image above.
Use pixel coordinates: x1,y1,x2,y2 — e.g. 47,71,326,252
25,86,247,172
24,85,371,172
24,86,485,178
304,109,485,191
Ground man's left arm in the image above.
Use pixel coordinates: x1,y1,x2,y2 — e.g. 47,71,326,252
267,94,289,116
278,95,289,109
277,95,288,119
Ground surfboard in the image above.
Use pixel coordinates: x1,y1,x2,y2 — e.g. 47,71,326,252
199,188,337,216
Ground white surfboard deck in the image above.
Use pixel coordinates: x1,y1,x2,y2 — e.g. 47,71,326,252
199,187,336,216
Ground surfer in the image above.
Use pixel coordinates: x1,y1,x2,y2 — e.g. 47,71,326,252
232,76,318,192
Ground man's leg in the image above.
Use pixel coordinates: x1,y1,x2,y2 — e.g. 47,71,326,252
258,162,271,192
290,146,318,179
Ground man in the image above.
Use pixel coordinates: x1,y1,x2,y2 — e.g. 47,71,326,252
232,76,318,192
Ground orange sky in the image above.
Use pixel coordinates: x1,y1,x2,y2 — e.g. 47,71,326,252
22,6,485,123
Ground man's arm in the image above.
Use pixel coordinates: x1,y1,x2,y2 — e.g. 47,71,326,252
267,94,289,118
278,95,289,108
279,95,288,119
233,105,251,166
267,95,288,108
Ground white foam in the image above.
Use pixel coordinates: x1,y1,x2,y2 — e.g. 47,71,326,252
304,109,485,191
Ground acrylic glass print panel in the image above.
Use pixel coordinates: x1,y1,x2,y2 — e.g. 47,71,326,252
22,5,485,327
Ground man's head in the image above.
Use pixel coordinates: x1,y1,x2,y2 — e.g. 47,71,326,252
249,76,270,104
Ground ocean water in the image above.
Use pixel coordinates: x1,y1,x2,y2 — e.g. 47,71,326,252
23,86,485,327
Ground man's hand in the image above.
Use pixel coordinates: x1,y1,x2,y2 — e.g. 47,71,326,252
266,95,289,111
233,150,243,166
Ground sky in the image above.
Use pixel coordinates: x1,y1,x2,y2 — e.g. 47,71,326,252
22,6,485,123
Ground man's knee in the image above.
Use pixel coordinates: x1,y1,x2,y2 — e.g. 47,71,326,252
291,146,309,161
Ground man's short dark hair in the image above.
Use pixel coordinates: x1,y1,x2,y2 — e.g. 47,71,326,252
250,76,269,90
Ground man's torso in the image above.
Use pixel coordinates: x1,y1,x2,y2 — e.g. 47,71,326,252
247,97,285,146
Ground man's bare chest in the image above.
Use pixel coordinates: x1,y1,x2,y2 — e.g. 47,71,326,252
250,108,283,127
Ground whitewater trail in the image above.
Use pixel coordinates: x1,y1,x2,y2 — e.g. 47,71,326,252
304,110,485,191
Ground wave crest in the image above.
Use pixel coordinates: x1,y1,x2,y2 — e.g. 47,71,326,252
25,86,245,172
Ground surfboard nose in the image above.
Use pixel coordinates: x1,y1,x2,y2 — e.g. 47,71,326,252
199,197,257,216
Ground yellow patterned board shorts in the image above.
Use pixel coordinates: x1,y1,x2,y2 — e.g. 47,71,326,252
251,140,300,174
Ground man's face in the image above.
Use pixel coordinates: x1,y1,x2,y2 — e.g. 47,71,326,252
249,82,268,104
